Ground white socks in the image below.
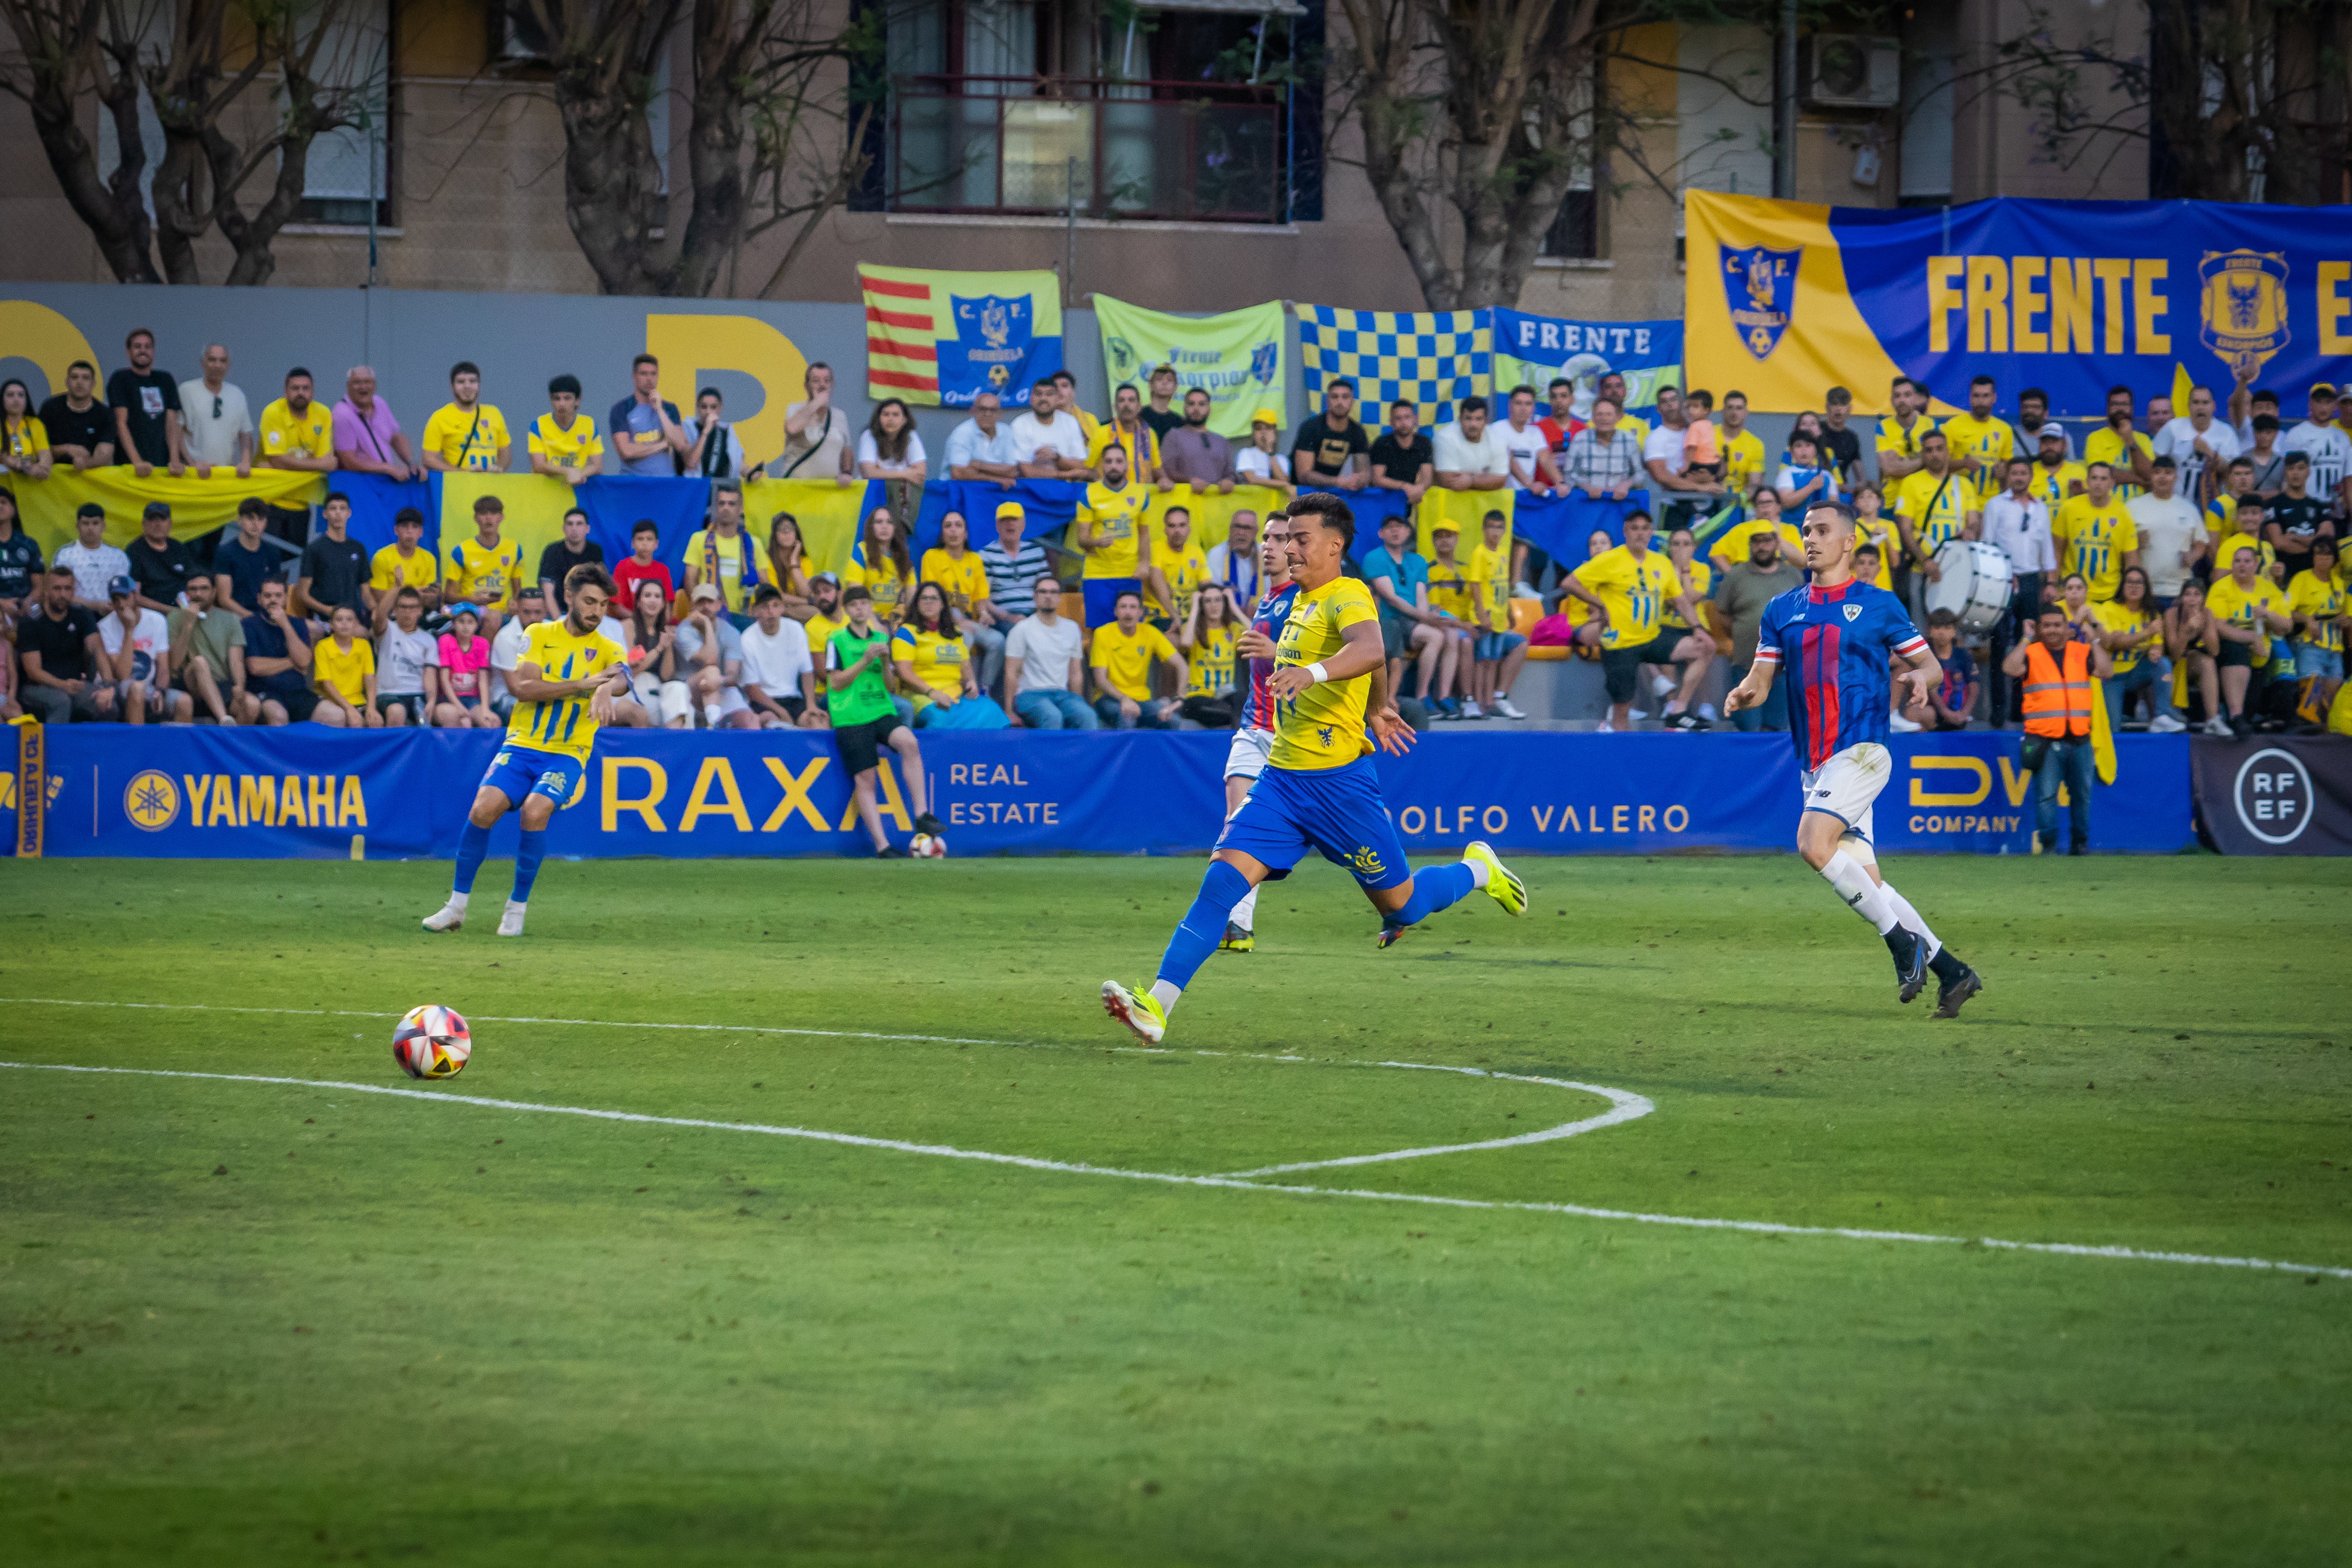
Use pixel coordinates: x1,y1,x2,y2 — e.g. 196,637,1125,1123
1149,979,1182,1011
1881,884,1941,959
445,891,470,913
1820,850,1899,934
703,703,722,728
1464,856,1492,889
1232,884,1259,933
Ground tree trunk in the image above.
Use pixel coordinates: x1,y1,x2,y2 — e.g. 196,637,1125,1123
0,0,162,281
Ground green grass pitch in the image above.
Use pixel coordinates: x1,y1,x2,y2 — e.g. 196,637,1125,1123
3,852,2349,1566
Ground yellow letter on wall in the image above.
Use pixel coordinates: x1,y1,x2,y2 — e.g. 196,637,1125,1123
2011,256,2049,354
644,316,809,472
2320,262,2352,355
1927,257,1966,353
1966,257,2010,353
2133,259,2171,355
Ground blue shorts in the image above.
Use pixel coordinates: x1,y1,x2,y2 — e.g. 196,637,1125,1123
1476,631,1526,661
1216,755,1412,891
2295,643,2344,679
480,743,586,810
1083,577,1142,626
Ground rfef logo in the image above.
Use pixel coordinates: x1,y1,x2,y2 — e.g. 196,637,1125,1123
2233,747,2313,844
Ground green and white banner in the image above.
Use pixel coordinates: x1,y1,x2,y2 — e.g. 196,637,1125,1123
1094,295,1288,439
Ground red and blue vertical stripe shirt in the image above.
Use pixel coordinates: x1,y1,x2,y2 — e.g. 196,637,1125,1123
1241,582,1301,732
1752,579,1928,769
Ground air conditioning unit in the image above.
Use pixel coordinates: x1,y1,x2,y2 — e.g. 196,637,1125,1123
1803,35,1900,109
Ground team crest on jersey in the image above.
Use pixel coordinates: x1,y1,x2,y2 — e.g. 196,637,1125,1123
2198,249,2289,383
1722,244,1799,359
1348,844,1387,878
1843,603,1861,622
1317,725,1335,748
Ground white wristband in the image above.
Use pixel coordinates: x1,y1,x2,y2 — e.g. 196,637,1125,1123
1306,661,1330,685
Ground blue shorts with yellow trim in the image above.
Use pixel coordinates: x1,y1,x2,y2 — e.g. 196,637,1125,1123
479,742,586,810
1216,755,1411,890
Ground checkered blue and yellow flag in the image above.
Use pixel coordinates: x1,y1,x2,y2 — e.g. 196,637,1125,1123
1297,307,1491,424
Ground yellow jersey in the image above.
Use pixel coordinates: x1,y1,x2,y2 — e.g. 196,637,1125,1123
1720,428,1767,498
2051,496,2138,601
1186,622,1236,696
1151,537,1209,621
1088,621,1176,702
4,413,49,460
1267,575,1379,770
1467,541,1512,629
920,548,990,616
841,554,912,623
891,624,968,704
505,616,625,762
1855,513,1900,589
2209,531,2273,579
2083,426,2153,499
2092,599,2159,673
1615,413,1650,447
1077,482,1152,580
2027,460,2087,509
445,535,525,610
686,528,759,613
311,634,374,704
1426,556,1475,623
1087,421,1160,479
1940,412,2016,477
1892,468,1979,552
1875,415,1938,464
257,398,334,462
1662,557,1712,629
2206,575,2287,663
802,611,846,663
1572,544,1678,649
528,412,604,472
422,402,511,472
1707,517,1801,573
2287,569,2346,653
370,543,438,595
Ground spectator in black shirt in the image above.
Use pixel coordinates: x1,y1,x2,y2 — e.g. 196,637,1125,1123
1820,385,1864,486
38,361,115,471
2265,455,2331,571
108,327,184,476
1368,399,1435,507
1137,364,1187,442
16,566,114,723
126,500,196,612
0,489,43,613
1292,380,1370,490
538,506,606,614
296,492,370,623
212,496,282,618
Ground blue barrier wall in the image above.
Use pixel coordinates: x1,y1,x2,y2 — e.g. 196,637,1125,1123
21,728,2195,859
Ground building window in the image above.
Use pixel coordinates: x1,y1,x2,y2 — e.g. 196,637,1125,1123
295,0,394,226
1541,191,1598,259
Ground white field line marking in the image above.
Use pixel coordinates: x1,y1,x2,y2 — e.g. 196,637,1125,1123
5,1061,2347,1283
1,997,1648,1173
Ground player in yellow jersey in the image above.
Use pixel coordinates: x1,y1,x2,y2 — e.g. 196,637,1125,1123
2051,462,2140,601
423,562,627,938
1100,494,1527,1044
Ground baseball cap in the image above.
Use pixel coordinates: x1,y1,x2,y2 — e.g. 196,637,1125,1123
448,601,480,619
690,582,722,603
1431,521,1458,534
142,500,172,520
810,571,840,587
1250,408,1280,426
2036,422,2067,440
2313,381,2339,396
995,500,1025,522
108,574,136,598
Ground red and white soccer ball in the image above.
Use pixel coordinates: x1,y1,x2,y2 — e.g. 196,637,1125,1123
909,833,948,859
393,1004,473,1080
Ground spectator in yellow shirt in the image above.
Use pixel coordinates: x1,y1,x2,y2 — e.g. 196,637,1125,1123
527,374,604,486
1890,430,1981,577
840,504,915,626
892,582,977,724
443,494,525,638
1465,509,1529,719
1874,376,1938,481
2206,494,2277,586
256,368,338,474
920,508,999,679
1711,485,1804,574
2206,544,2293,733
2083,385,2154,499
2287,538,2346,713
1148,505,1207,625
310,603,380,728
2026,424,2087,508
420,361,511,473
1717,391,1767,498
1088,588,1182,728
1939,374,2018,485
369,505,440,631
1089,384,1164,488
2051,462,2141,601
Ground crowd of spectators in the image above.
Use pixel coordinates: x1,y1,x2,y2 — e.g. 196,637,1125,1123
1,327,2347,764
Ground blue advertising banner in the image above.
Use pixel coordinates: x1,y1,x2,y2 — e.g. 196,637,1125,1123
20,728,2193,860
1490,313,1682,423
1688,190,2352,416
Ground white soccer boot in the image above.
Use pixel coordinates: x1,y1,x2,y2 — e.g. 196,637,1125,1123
497,900,528,937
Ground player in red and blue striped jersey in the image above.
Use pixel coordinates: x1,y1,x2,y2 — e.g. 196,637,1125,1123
1727,501,1984,1016
1216,512,1301,952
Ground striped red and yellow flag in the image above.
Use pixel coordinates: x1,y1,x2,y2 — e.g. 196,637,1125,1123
860,266,941,399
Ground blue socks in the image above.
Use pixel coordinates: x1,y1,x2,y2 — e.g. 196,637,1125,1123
1391,862,1477,927
512,828,547,904
453,819,491,896
1156,860,1253,992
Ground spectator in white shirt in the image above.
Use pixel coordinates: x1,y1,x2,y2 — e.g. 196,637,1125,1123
101,574,188,723
739,585,822,727
776,361,857,483
374,587,442,727
944,391,1024,485
676,582,757,728
1234,409,1291,489
2283,382,2352,510
2153,385,2239,504
485,586,546,719
56,504,130,611
1431,396,1511,490
1497,385,1559,493
177,343,253,478
1003,576,1095,727
1980,457,2059,725
1009,376,1091,478
1643,386,1723,528
856,398,927,483
2230,384,2280,450
2125,457,2207,606
1203,510,1262,615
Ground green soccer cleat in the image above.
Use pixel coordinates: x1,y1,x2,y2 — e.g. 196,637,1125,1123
1101,979,1168,1044
1463,841,1526,916
1219,923,1255,953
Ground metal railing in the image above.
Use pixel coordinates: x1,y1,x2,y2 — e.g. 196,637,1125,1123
889,76,1286,224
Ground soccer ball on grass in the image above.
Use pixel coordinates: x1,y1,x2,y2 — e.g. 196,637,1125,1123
393,1004,473,1080
908,833,948,859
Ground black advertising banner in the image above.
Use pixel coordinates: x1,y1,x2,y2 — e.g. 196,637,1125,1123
2192,737,2352,855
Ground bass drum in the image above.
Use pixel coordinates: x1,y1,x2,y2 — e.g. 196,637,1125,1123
1923,539,2013,634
